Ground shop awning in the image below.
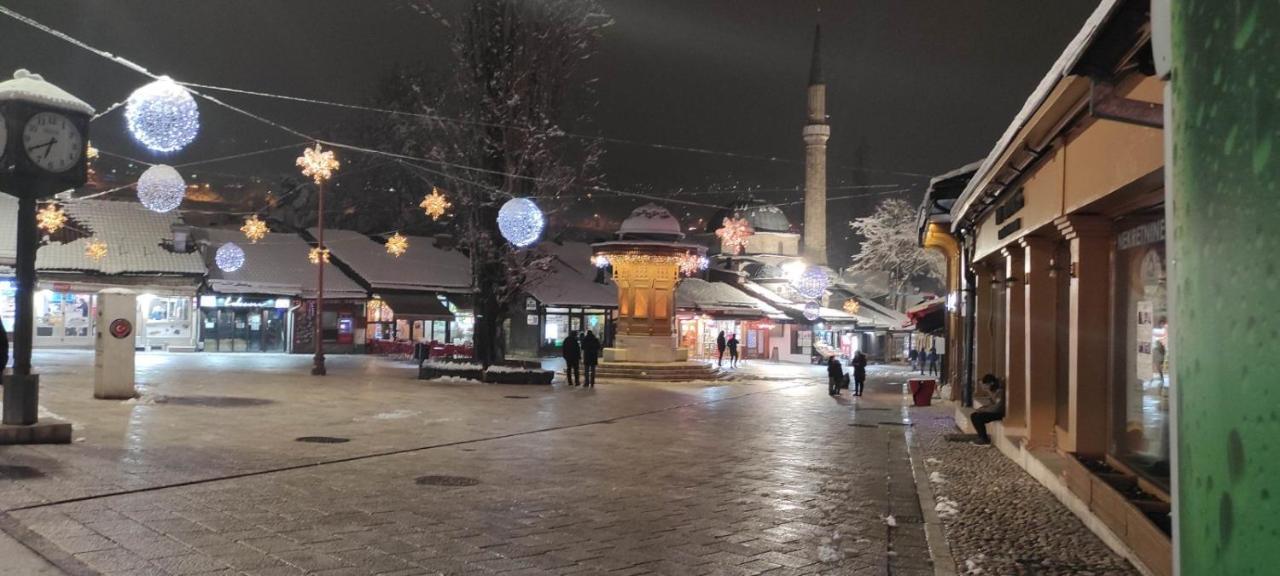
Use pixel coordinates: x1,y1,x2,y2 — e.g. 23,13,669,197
906,298,946,334
380,293,454,321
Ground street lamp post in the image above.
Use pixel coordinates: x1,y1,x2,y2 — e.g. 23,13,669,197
297,143,339,376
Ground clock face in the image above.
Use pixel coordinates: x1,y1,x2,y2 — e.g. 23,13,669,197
23,112,83,173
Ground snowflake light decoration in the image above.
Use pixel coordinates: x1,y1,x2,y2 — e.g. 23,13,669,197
793,265,830,300
86,142,99,162
36,203,68,234
842,300,861,315
497,197,544,247
136,164,186,213
803,301,821,321
240,215,268,244
125,77,200,153
215,242,245,272
308,247,330,265
84,238,108,262
385,233,409,258
296,143,340,184
715,217,753,255
420,187,451,221
678,253,710,277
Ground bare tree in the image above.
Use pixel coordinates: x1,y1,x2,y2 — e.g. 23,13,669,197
848,198,943,310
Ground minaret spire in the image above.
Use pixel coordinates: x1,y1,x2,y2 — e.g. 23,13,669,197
802,23,830,265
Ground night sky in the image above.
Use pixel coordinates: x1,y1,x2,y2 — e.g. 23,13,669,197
0,1,1097,263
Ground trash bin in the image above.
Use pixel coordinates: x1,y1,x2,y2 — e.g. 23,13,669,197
908,378,936,407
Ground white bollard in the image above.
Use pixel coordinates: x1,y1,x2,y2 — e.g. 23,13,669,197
94,289,137,399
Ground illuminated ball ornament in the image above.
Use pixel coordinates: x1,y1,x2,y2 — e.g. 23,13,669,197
803,301,821,321
793,265,830,300
215,242,245,273
125,77,200,153
497,197,544,247
136,164,186,213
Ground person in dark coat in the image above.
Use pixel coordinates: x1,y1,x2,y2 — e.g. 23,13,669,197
852,350,868,396
970,374,1006,445
727,334,740,367
562,330,581,386
715,331,727,367
826,356,843,396
908,348,918,370
580,330,601,388
927,347,939,375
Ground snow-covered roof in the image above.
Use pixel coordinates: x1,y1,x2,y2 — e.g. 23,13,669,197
0,70,95,115
526,257,617,308
0,197,205,276
676,278,785,319
617,203,684,239
202,228,365,299
315,229,471,293
951,0,1122,227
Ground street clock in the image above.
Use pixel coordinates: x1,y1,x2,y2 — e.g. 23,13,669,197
0,69,92,197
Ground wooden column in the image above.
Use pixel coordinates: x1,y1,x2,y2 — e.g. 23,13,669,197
1021,236,1058,448
1001,247,1026,431
1056,216,1112,455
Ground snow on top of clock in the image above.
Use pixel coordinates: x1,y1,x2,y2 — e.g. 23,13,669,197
0,70,94,115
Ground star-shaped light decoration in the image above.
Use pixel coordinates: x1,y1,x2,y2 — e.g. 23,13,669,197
308,247,330,265
296,143,340,184
715,217,754,255
240,215,268,244
85,238,108,262
86,142,100,162
37,203,68,234
842,300,861,315
419,187,451,221
385,233,409,258
678,253,709,277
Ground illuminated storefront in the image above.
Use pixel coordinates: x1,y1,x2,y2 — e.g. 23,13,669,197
198,295,291,353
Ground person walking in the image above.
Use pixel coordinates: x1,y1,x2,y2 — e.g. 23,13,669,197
562,330,581,386
716,331,727,367
580,330,601,388
927,347,939,376
826,355,843,396
852,350,868,396
727,334,740,368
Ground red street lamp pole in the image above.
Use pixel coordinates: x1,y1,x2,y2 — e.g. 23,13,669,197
297,144,340,377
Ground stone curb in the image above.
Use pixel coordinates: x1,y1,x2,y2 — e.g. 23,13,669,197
906,422,958,576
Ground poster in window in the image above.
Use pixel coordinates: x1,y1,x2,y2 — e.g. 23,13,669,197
1131,299,1154,423
797,331,812,347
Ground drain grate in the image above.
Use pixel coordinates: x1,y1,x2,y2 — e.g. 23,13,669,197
415,475,480,487
295,436,350,444
503,395,530,399
0,465,43,479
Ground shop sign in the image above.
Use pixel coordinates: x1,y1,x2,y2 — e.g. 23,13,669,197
997,218,1022,240
199,295,284,309
109,318,133,339
995,187,1025,224
52,282,73,293
1117,219,1165,250
527,314,539,326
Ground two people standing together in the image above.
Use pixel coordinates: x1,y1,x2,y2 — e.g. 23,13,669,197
715,331,740,368
827,351,867,396
562,330,601,387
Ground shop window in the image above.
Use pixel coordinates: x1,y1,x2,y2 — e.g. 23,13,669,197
1112,215,1170,488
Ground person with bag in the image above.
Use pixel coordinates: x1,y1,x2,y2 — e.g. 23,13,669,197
852,350,868,396
826,355,844,396
580,330,601,388
562,331,581,386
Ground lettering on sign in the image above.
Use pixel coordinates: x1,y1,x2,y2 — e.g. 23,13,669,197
1117,219,1165,251
995,188,1025,225
997,218,1022,240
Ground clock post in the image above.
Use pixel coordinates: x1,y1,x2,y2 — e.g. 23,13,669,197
0,70,92,444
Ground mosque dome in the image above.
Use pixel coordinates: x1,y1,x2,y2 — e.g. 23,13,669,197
618,203,684,240
705,201,793,234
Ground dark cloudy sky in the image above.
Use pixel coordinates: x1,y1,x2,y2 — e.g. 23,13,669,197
0,0,1098,262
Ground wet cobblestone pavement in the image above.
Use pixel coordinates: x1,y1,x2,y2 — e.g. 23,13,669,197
2,352,932,575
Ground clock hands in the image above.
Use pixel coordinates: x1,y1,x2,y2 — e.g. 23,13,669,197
27,138,58,160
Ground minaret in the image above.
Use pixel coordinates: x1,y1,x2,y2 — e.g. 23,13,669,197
802,24,830,265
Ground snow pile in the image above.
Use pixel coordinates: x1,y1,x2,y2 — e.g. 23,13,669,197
925,457,943,465
929,471,947,484
363,409,420,421
935,496,960,519
964,553,987,574
486,365,548,374
882,514,897,527
817,531,843,563
421,361,481,370
122,394,163,406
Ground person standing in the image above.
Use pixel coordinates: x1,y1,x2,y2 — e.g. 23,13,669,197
852,350,868,396
908,348,918,371
727,334,740,368
562,330,581,386
716,331,727,367
580,330,601,388
826,355,843,396
927,347,939,376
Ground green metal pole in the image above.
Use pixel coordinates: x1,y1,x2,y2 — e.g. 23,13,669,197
1172,1,1279,573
